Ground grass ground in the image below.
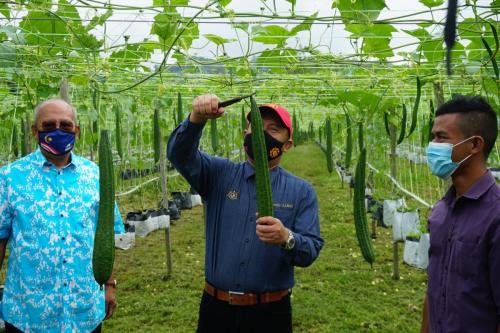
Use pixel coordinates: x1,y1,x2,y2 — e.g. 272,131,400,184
104,143,427,332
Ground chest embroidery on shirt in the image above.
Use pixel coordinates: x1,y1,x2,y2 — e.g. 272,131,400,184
273,203,293,209
227,190,239,200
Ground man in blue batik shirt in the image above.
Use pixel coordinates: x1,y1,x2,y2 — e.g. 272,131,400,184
167,94,324,333
0,99,124,333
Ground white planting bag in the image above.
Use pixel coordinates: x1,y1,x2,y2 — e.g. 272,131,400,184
403,237,420,268
417,233,430,269
383,199,405,227
135,217,158,237
115,232,135,250
392,210,420,241
191,194,203,207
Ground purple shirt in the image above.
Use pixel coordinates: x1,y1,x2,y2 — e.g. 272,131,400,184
428,171,500,333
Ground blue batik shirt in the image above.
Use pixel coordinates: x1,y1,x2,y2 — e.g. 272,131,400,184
168,117,324,293
0,149,124,333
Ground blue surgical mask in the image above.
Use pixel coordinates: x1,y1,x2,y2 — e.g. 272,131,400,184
426,137,474,179
38,129,76,156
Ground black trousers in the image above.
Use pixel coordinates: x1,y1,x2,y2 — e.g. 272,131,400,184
5,322,102,333
197,290,292,333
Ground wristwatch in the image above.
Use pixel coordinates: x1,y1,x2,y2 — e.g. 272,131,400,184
282,229,295,251
105,279,117,289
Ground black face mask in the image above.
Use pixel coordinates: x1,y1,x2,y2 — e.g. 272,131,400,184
244,131,285,161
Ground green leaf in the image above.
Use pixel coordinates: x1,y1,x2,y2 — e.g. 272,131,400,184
0,2,10,19
402,28,432,41
420,38,444,63
492,0,500,14
233,22,249,33
19,10,68,49
87,7,113,31
252,25,290,46
217,0,232,7
0,42,16,68
332,0,386,24
109,43,153,69
204,33,232,45
419,0,445,7
151,12,179,43
345,23,396,59
178,23,199,51
290,12,318,36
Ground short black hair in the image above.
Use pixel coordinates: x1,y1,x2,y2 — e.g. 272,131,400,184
436,95,498,159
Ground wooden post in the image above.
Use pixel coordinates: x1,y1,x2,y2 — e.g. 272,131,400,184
158,124,172,278
60,77,70,103
371,217,377,239
392,241,400,280
388,116,400,280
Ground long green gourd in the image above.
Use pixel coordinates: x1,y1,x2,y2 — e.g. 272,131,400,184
153,109,161,164
241,106,246,133
358,122,364,152
21,118,27,157
93,130,115,287
353,146,375,266
210,118,218,154
114,105,123,160
250,96,273,217
325,116,333,173
407,76,422,138
383,112,391,137
12,120,18,158
177,92,183,125
345,113,352,169
397,104,407,145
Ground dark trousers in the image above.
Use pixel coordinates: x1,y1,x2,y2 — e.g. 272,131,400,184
197,290,292,333
5,322,102,333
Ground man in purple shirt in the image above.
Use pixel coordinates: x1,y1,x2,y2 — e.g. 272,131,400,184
421,95,499,333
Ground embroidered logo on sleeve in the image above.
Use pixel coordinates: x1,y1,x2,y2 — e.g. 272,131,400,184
227,190,239,200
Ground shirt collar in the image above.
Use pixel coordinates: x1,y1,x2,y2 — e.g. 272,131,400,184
32,149,80,170
443,170,496,204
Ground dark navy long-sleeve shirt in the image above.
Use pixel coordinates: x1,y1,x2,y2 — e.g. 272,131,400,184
427,171,500,333
167,117,323,293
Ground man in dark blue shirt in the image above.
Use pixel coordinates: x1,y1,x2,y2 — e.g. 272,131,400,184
167,94,323,333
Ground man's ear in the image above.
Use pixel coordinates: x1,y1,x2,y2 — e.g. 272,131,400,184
31,125,38,138
283,140,293,152
75,125,81,139
470,136,485,155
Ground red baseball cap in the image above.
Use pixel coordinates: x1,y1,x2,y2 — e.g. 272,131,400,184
246,104,293,139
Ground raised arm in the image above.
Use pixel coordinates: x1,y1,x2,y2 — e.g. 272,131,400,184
167,94,226,198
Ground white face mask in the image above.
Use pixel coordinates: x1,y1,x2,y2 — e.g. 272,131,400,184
426,136,475,179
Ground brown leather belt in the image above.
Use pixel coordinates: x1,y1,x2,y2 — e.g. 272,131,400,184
204,282,290,306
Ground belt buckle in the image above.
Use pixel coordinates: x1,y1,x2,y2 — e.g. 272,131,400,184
228,290,244,305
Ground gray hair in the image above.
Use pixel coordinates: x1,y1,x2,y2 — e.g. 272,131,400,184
34,98,78,125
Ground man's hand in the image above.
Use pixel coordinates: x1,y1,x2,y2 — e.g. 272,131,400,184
256,216,289,245
104,285,117,320
190,94,225,124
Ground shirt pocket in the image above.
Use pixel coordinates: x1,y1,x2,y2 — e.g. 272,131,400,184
273,207,294,228
451,240,481,279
